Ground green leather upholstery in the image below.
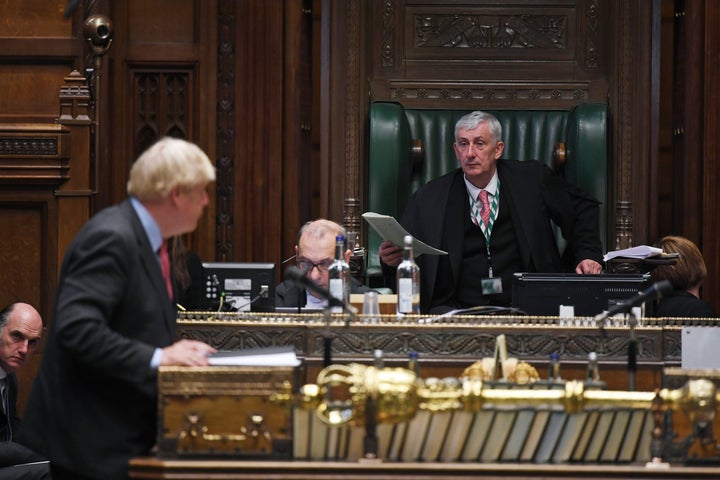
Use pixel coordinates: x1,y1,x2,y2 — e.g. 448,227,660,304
366,102,608,282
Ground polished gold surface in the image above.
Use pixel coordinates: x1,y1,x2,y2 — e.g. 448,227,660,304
302,365,718,427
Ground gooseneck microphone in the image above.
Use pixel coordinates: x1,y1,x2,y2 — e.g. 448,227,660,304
286,265,357,368
593,280,673,326
285,266,358,320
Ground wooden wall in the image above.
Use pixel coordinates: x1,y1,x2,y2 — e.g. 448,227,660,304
0,0,718,411
0,1,91,410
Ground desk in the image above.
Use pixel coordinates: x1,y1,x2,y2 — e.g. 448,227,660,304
129,458,720,479
174,312,718,391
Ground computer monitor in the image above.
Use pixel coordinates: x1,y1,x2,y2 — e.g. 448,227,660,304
202,262,275,312
511,273,652,317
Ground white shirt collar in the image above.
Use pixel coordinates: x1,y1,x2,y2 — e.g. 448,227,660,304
305,291,327,308
464,171,499,200
129,196,163,253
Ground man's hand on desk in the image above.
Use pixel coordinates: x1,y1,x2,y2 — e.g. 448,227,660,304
379,240,403,267
161,339,217,366
575,259,603,274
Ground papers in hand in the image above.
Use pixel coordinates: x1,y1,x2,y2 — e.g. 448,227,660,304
362,212,447,256
603,245,663,262
208,346,301,367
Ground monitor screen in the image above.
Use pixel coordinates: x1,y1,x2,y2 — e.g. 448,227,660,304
202,262,276,312
511,273,652,317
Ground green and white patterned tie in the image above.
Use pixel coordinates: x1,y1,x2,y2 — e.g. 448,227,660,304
469,182,499,243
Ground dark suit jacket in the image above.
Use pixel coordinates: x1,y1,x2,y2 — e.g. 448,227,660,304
654,290,717,318
18,199,177,480
0,374,19,442
397,162,603,312
275,278,372,308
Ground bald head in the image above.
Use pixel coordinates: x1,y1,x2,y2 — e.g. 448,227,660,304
295,219,349,297
0,302,43,374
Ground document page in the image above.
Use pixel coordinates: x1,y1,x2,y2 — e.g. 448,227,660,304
362,212,447,256
603,245,663,262
209,345,301,366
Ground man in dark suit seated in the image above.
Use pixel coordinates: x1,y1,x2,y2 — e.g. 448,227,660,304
0,303,49,480
18,137,218,480
276,219,373,308
379,110,604,314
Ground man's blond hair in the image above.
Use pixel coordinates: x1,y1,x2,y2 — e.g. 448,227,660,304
127,137,215,201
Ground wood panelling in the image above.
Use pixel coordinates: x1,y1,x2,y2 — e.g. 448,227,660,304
369,0,607,103
127,0,197,44
105,0,217,259
281,0,315,263
0,1,91,412
0,65,76,121
0,198,58,413
0,0,71,37
701,0,720,314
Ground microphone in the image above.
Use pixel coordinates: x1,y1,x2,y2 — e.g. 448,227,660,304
593,280,673,326
285,266,358,320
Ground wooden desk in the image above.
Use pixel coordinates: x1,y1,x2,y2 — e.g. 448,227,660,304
129,458,720,479
175,312,716,391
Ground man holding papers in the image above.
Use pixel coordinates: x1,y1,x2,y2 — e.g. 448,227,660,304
378,111,603,313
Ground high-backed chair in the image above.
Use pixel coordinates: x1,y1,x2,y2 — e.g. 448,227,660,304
365,102,608,285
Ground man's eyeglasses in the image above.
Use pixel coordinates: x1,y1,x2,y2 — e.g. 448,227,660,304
297,259,333,273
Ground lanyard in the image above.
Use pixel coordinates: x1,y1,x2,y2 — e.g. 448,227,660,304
468,181,500,277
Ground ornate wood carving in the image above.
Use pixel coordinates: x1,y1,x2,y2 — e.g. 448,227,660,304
381,0,394,67
389,82,589,107
341,0,364,237
176,316,678,365
608,1,656,250
413,14,567,49
584,0,600,70
133,70,191,157
0,125,70,185
58,70,92,125
215,0,236,261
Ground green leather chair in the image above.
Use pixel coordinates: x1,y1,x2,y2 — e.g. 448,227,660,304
365,102,608,285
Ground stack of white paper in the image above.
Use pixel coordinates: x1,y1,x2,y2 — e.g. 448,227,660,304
208,345,301,366
603,245,663,262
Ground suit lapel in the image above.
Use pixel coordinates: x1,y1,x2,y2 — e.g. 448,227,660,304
497,162,533,269
445,172,468,284
122,201,177,337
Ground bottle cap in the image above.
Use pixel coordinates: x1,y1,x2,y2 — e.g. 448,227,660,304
588,351,597,361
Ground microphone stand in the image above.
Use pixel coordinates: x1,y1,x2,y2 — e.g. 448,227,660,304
627,309,638,391
323,307,333,367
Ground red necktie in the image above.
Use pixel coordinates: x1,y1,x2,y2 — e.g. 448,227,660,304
479,190,490,227
159,242,174,300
